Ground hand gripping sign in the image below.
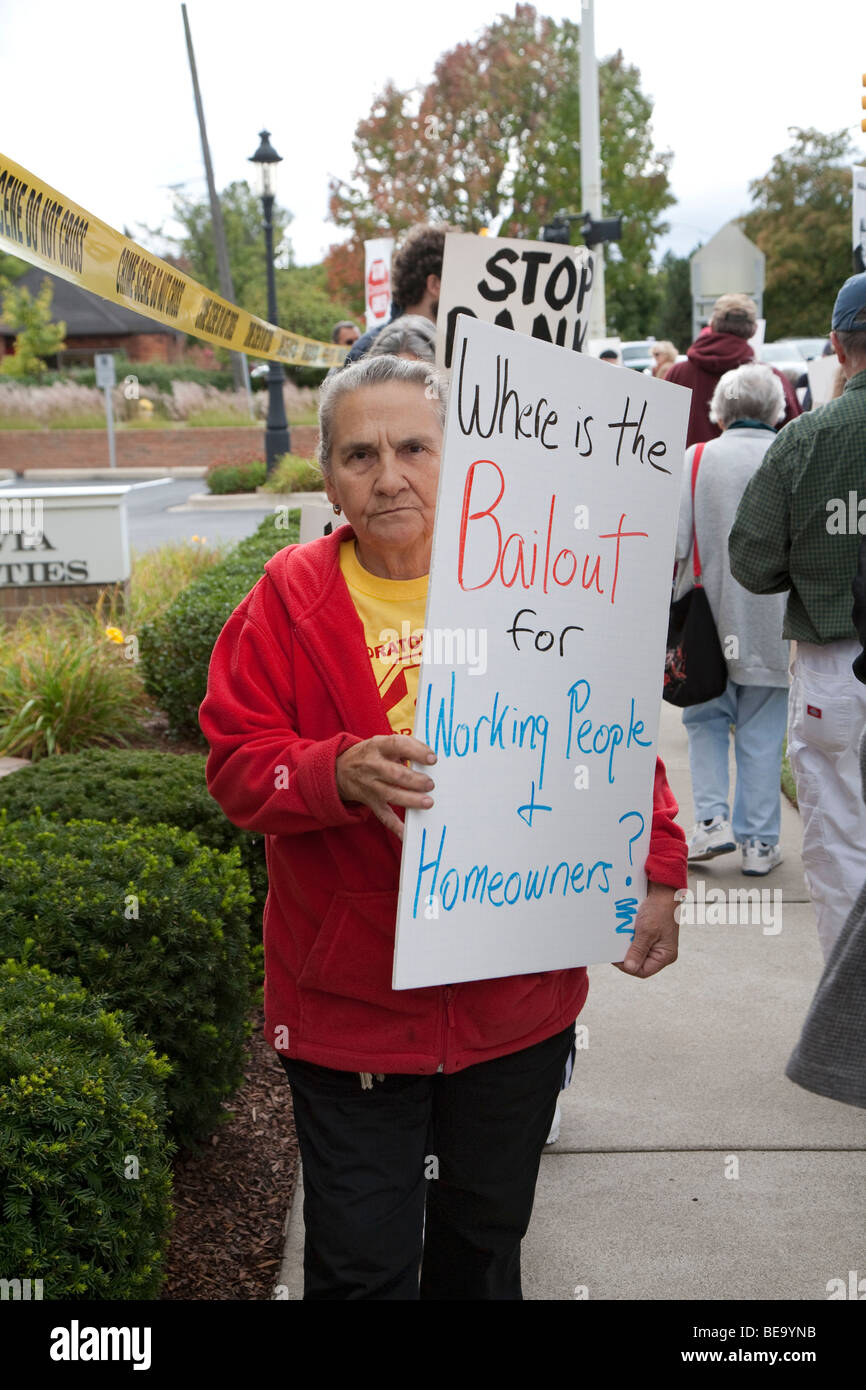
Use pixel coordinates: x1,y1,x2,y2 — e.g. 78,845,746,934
393,316,690,989
0,154,346,370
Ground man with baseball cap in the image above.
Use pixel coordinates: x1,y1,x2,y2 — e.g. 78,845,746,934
729,272,866,960
666,292,801,447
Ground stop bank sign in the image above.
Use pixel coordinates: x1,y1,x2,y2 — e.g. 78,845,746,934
367,258,390,320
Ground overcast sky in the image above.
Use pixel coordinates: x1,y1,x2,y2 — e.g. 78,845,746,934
3,0,865,271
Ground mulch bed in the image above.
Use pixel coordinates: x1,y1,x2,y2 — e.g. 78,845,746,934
130,710,208,758
161,1007,300,1301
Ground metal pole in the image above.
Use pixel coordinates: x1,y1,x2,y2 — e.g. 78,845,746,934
104,383,116,470
579,0,606,340
181,3,253,411
262,191,290,471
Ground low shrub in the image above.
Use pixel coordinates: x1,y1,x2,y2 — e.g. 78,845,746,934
206,458,267,494
0,958,174,1299
139,512,299,739
0,815,253,1149
0,359,235,391
259,452,324,493
0,614,149,761
127,538,227,630
0,749,268,927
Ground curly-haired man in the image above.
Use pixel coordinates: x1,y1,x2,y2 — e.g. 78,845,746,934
344,224,451,365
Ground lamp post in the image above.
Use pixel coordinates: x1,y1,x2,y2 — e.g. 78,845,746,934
249,129,290,470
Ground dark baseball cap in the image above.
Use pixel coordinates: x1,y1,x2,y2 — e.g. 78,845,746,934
832,273,866,331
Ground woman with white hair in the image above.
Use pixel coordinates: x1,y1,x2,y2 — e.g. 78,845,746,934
367,313,436,362
675,363,790,875
201,353,687,1299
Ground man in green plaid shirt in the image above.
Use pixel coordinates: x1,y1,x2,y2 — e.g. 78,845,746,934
730,272,866,962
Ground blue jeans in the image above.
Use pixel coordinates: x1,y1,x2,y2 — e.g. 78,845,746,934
682,680,788,844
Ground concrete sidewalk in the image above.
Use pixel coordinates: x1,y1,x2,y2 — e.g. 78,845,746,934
278,702,866,1300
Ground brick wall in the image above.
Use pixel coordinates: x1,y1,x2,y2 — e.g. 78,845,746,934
0,425,319,471
0,580,130,624
53,333,185,363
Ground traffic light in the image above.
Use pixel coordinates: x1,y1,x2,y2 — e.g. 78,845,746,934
540,217,571,244
581,214,623,247
862,72,866,132
540,212,624,246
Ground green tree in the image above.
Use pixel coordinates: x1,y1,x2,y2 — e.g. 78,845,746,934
654,249,694,350
741,127,856,338
0,276,66,378
141,180,293,317
0,250,29,292
141,184,357,380
327,3,674,339
277,264,356,344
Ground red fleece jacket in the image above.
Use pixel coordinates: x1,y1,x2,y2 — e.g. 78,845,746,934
666,331,801,447
199,526,688,1075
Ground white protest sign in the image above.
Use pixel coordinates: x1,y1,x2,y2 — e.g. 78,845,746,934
807,354,840,406
436,233,595,369
364,237,394,330
393,315,691,990
853,165,866,273
748,319,766,359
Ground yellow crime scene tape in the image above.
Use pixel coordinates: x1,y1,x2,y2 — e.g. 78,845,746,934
0,154,348,370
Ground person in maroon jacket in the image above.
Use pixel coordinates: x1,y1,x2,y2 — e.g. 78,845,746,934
199,354,688,1301
666,293,801,447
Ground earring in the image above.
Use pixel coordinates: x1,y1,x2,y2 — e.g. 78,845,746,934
333,503,342,514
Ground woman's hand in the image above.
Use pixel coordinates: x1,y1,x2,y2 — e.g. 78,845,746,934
336,735,437,841
614,880,679,979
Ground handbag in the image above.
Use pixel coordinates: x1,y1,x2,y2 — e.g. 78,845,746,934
663,443,729,708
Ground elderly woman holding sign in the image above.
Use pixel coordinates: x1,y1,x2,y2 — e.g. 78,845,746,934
200,354,687,1301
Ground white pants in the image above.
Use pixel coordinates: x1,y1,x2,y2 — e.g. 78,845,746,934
788,640,866,960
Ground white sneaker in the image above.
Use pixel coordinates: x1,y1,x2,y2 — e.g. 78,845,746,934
687,816,736,861
741,839,783,876
545,1102,561,1145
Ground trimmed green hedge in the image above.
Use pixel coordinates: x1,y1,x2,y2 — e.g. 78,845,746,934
259,452,324,493
5,358,235,392
0,749,268,924
140,511,298,739
0,815,253,1150
206,459,267,494
0,959,174,1299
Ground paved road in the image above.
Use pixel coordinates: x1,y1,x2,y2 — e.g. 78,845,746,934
0,477,277,553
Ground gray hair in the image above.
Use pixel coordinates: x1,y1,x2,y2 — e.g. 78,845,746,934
331,320,358,343
367,314,437,362
709,363,786,428
317,354,448,475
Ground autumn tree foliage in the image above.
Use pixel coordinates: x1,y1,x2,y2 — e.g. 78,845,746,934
326,4,674,337
741,128,857,338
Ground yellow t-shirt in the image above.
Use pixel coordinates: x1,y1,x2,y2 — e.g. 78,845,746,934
339,540,428,737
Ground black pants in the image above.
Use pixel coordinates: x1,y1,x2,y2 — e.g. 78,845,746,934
278,1021,576,1300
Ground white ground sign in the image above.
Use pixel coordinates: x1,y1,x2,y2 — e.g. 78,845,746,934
0,485,131,587
393,316,691,989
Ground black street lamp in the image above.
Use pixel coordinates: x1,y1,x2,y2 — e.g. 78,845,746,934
249,129,290,470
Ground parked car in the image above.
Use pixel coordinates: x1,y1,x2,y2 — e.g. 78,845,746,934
758,342,808,383
619,339,656,373
774,337,830,361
